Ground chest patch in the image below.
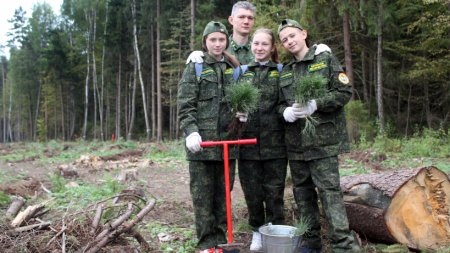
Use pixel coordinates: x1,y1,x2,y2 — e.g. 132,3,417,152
308,61,327,72
269,70,279,78
224,68,234,75
201,67,215,77
280,72,293,80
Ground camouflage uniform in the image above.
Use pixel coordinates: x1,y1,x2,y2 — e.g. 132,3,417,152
238,61,287,231
178,48,238,248
227,35,254,64
278,44,359,252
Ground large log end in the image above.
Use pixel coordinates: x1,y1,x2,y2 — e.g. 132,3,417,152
385,166,450,250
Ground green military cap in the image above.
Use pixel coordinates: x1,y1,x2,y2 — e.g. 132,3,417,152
203,21,229,38
277,19,304,34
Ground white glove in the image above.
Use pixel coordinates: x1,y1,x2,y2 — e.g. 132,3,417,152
314,44,331,55
283,107,298,123
235,112,248,122
186,132,202,153
293,100,317,118
185,51,204,64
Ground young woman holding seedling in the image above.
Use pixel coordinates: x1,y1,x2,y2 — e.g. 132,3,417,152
236,28,288,252
177,21,240,253
277,19,361,253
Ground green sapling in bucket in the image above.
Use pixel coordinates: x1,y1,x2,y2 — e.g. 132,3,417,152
292,216,311,237
293,73,328,136
226,79,260,137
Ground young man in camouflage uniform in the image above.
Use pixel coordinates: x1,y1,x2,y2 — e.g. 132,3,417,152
178,21,240,253
187,1,256,65
277,19,361,253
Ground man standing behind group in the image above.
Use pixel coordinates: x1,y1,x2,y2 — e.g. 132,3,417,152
187,1,256,65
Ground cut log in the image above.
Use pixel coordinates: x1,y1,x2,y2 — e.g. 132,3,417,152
10,204,45,228
340,166,450,251
6,196,26,219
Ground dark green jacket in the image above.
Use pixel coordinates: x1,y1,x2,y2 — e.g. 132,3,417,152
278,45,351,161
239,61,286,160
178,53,238,161
227,35,254,64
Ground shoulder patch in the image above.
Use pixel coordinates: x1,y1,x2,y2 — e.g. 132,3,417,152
269,70,279,78
338,72,350,85
308,61,327,72
280,72,293,80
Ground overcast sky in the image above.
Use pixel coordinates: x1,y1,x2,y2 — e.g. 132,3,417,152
0,0,63,57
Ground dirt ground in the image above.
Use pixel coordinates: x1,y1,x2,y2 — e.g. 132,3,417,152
0,144,385,253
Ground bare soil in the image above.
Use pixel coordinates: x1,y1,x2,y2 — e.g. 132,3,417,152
0,143,391,252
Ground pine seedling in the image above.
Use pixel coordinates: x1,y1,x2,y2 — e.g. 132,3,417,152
293,216,311,236
226,79,260,137
227,79,260,114
294,74,328,136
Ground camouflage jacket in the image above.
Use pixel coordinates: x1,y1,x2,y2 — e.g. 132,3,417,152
227,35,254,64
178,53,238,161
239,61,286,160
278,45,351,161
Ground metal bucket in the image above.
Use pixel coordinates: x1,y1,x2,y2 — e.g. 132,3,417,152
258,224,302,253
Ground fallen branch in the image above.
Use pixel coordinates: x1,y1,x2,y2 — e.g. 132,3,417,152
93,203,134,242
90,204,104,235
85,199,156,253
46,224,67,246
11,204,45,228
6,196,26,219
7,221,51,235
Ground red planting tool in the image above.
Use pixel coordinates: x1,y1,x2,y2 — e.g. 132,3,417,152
200,138,257,251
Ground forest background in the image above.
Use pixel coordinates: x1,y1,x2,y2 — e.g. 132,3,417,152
0,0,449,144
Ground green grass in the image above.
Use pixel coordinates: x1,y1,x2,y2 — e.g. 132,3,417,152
144,221,197,253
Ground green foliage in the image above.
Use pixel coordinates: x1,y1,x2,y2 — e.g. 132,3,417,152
293,216,311,236
345,100,376,144
0,191,11,207
294,74,328,136
226,80,261,114
144,222,197,253
49,176,125,211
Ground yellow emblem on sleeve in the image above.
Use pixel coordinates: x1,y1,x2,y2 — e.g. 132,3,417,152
338,73,350,85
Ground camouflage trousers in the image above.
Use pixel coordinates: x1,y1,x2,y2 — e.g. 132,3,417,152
289,156,359,253
238,158,288,231
189,160,236,249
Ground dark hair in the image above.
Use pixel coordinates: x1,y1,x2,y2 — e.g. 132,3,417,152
252,28,280,63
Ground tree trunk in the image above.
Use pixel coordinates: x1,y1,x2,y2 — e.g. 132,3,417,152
2,61,6,142
341,166,450,251
151,23,156,140
99,0,108,142
116,54,122,140
424,83,432,128
82,10,92,140
33,79,41,141
127,59,137,141
376,1,385,133
343,9,355,100
361,50,369,103
92,10,98,140
156,0,162,142
132,0,151,141
405,84,412,136
190,0,195,51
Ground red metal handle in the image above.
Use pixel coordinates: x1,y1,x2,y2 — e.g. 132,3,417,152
199,138,256,243
200,138,257,147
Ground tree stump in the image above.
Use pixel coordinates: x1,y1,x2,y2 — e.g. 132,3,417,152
340,166,450,251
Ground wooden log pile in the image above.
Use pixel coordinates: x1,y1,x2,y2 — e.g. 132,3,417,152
340,166,450,251
2,192,156,253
